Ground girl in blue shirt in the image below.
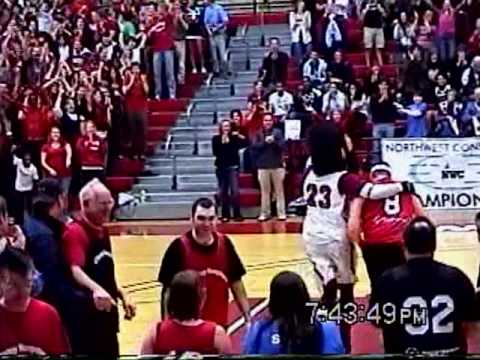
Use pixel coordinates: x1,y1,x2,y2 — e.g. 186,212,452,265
243,271,345,355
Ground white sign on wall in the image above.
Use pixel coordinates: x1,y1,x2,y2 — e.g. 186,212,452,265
381,138,480,209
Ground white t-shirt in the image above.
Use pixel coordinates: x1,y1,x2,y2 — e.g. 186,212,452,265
269,91,294,117
14,156,39,192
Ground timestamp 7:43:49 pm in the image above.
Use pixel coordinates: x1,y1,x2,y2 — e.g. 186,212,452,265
306,301,427,326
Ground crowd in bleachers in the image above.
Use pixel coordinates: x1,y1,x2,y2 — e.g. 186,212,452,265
212,0,480,221
0,0,231,223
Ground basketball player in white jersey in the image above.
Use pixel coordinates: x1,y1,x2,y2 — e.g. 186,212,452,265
302,122,415,352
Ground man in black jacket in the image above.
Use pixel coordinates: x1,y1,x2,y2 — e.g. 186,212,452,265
259,37,289,89
23,178,86,352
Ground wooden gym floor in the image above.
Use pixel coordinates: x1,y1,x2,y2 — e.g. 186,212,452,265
111,224,480,354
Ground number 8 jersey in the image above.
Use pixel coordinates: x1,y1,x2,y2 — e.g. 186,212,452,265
302,169,363,246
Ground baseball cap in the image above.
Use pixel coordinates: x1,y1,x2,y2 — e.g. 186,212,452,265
33,178,63,206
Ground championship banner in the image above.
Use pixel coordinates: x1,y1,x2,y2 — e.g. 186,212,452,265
381,138,480,209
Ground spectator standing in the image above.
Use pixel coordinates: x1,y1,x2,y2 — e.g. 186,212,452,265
370,81,397,156
186,0,208,74
462,87,480,135
123,63,149,160
268,82,294,125
173,1,189,85
260,38,289,89
467,18,480,56
13,151,39,225
302,51,328,87
361,0,386,67
23,178,86,352
148,4,176,99
62,179,136,355
40,127,72,196
397,93,429,137
212,120,249,222
140,270,232,355
434,0,462,62
244,271,345,355
204,0,229,76
158,197,251,328
392,12,417,61
289,0,312,63
0,247,70,355
461,56,480,96
251,114,287,221
416,10,436,54
75,120,108,188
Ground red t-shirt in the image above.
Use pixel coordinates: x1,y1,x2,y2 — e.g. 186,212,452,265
148,15,174,52
153,319,217,354
0,299,70,354
62,219,105,267
41,142,71,177
22,106,54,142
75,134,107,168
158,231,246,327
125,76,148,112
361,192,417,245
91,103,110,131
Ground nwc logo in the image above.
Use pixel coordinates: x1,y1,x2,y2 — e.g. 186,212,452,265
441,169,465,179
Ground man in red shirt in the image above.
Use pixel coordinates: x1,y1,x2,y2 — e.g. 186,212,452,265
147,3,176,99
62,179,136,355
158,197,251,328
123,62,149,159
0,247,70,355
347,162,426,291
75,120,107,188
141,270,232,355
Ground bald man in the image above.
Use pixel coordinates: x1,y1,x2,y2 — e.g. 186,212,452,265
62,179,136,355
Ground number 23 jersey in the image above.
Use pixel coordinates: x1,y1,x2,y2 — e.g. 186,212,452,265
302,169,364,246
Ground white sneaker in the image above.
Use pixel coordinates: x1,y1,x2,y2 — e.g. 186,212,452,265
201,67,207,74
277,215,287,221
258,215,269,222
192,68,198,74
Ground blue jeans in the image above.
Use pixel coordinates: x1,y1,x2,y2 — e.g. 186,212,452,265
291,42,312,64
216,166,241,218
372,123,395,162
208,33,227,74
437,33,455,62
153,50,176,99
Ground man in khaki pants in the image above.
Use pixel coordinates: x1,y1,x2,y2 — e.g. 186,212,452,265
251,114,286,221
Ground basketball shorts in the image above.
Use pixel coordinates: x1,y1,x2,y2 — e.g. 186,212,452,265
304,240,356,286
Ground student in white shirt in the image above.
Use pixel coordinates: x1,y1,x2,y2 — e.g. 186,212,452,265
13,151,39,225
268,82,294,124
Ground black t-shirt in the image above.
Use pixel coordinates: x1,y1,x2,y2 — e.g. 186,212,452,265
362,0,384,29
157,230,246,287
370,258,479,355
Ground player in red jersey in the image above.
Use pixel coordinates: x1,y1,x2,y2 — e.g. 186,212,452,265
141,270,231,355
347,162,426,291
158,197,250,328
0,247,70,355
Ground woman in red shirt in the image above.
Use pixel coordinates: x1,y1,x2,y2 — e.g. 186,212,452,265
140,270,231,355
40,126,72,197
75,120,107,188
